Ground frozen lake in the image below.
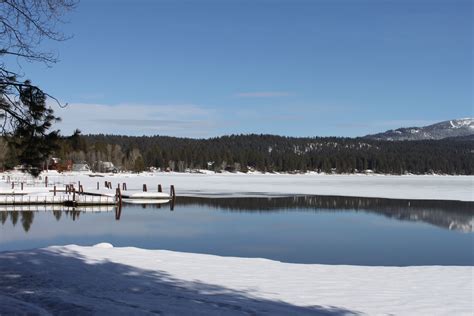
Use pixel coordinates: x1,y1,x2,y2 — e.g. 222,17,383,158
1,195,472,266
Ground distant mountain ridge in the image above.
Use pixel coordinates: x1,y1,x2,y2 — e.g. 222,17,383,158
364,118,474,141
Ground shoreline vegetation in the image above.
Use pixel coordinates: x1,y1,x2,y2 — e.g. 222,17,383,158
1,133,472,175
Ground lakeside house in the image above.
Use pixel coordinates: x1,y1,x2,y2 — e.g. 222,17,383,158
95,161,118,173
72,163,91,172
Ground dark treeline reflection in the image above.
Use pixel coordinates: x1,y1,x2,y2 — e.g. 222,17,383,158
1,196,472,233
175,196,473,233
1,209,85,232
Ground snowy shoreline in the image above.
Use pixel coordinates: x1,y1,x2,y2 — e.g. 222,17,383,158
1,243,472,315
2,171,473,201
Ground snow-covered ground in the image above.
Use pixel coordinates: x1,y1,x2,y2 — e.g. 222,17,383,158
2,171,472,201
0,243,471,315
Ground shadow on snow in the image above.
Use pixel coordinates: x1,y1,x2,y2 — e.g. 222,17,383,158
0,248,360,315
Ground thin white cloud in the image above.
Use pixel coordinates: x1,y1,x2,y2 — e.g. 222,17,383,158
374,119,438,129
77,93,105,101
234,91,291,98
49,102,218,138
334,120,439,132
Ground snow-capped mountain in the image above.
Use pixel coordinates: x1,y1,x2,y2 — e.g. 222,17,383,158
364,118,474,141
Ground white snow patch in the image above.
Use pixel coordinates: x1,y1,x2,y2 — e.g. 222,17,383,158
93,242,114,249
0,245,471,315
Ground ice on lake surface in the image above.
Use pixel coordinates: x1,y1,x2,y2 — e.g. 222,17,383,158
0,195,472,266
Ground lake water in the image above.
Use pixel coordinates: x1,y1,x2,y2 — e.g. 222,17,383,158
0,195,472,266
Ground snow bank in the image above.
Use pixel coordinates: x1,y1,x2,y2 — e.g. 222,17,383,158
0,244,471,315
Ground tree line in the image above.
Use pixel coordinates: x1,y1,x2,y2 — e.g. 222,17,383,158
2,133,471,175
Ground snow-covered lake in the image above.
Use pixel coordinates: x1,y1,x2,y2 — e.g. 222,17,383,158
1,195,472,266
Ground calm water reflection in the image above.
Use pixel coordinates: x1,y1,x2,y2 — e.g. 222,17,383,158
0,195,472,266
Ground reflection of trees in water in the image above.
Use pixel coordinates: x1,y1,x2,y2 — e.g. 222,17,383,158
21,212,34,232
176,196,474,232
1,209,84,232
53,210,62,221
10,211,19,226
0,212,7,224
1,196,472,233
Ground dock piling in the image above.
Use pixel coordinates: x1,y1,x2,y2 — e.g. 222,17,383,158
170,185,176,201
116,187,122,205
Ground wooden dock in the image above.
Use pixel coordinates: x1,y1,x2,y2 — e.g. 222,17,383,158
0,182,176,208
0,194,116,207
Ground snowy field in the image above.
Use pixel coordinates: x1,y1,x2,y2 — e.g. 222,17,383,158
1,171,473,201
0,243,471,315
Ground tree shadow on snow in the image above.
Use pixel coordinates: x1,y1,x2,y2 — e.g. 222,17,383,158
0,249,361,315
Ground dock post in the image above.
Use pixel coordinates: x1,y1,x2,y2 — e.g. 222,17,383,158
158,184,162,192
97,182,99,190
143,184,147,192
11,182,14,189
115,205,122,220
21,183,23,190
119,188,122,208
170,185,176,201
45,176,48,187
54,185,57,196
170,186,175,211
115,187,122,207
115,188,122,221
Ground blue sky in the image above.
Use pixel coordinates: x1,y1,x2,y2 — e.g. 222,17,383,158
8,0,473,137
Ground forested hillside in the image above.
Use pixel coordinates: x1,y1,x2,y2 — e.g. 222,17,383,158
1,134,472,174
53,134,474,174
